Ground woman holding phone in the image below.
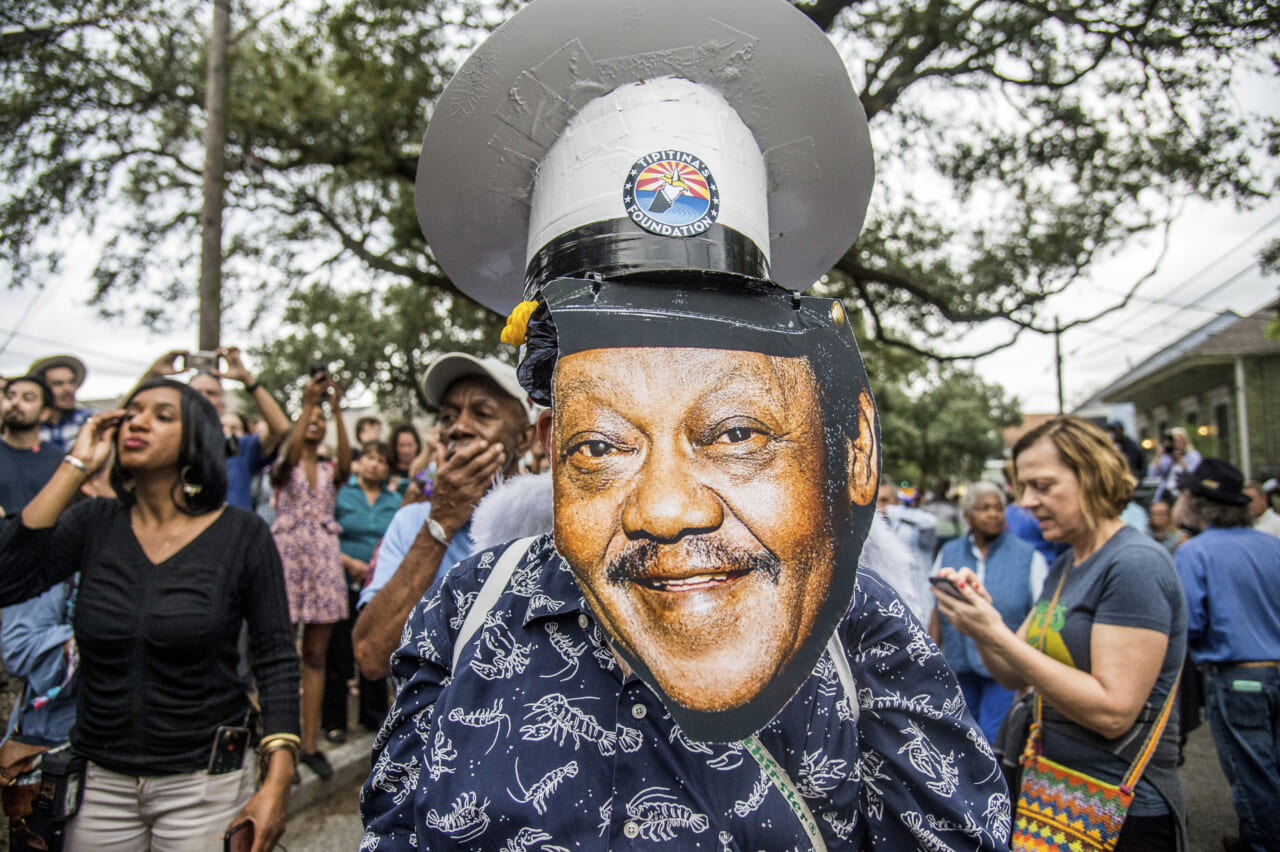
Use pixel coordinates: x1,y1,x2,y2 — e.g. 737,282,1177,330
0,379,298,852
933,416,1187,850
271,372,350,779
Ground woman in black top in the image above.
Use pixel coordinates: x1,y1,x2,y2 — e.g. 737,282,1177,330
0,380,299,851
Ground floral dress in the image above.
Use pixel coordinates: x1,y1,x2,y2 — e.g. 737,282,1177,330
272,461,347,624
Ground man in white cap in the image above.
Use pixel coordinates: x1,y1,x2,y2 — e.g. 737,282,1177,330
363,0,1009,848
28,354,92,453
351,353,536,681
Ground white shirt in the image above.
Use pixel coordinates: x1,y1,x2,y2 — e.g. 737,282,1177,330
1254,507,1280,538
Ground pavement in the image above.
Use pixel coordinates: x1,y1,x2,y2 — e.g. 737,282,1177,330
287,730,375,835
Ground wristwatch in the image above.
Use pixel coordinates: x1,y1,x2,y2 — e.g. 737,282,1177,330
426,516,451,547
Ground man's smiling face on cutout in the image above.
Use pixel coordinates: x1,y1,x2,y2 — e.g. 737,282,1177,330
551,347,861,714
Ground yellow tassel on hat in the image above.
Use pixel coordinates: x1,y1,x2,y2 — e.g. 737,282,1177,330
500,300,538,346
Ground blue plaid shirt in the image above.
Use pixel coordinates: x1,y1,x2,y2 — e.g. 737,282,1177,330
361,534,1011,850
38,407,93,453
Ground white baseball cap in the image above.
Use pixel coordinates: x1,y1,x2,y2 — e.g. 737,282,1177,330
421,353,534,422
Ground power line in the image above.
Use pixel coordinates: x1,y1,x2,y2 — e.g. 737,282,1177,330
0,327,152,370
1082,219,1278,346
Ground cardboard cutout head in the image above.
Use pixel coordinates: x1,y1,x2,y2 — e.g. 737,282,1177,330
417,0,877,742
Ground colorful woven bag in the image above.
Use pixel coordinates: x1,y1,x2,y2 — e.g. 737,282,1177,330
1010,570,1180,852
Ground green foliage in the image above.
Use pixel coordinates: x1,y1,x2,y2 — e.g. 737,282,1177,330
872,363,1023,486
248,276,503,414
2,0,1278,408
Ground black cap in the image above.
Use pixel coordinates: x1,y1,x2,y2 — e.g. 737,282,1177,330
1181,458,1250,506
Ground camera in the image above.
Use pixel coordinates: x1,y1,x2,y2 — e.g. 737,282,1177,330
309,363,329,379
184,351,221,373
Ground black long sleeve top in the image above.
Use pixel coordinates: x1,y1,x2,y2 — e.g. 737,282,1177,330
0,499,299,775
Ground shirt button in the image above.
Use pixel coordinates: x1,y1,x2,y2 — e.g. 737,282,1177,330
578,613,589,629
623,821,640,839
631,703,647,720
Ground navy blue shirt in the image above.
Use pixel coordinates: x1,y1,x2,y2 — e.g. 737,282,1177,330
361,535,1011,850
0,440,63,519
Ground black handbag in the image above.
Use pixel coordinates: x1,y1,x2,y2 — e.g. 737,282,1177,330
992,690,1035,794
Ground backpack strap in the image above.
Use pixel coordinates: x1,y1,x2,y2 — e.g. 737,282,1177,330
451,536,538,671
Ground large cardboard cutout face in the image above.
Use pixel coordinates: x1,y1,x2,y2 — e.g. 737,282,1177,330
528,278,880,741
414,0,878,743
552,347,877,715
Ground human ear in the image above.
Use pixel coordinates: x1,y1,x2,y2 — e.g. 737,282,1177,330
846,390,878,507
537,409,554,466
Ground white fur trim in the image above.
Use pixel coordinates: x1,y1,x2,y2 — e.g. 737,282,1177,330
470,472,555,551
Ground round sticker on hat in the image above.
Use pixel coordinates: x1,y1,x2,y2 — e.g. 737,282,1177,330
623,151,721,237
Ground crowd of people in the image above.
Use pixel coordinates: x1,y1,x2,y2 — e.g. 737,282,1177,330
3,339,1276,851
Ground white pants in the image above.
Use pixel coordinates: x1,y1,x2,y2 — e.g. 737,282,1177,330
65,762,254,852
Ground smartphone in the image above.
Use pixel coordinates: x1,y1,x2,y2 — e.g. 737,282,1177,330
929,575,966,600
207,725,250,775
224,820,254,852
184,350,221,373
309,363,329,379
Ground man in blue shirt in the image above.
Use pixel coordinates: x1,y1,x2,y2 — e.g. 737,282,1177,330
352,353,535,680
137,347,290,509
0,375,62,520
1175,458,1280,852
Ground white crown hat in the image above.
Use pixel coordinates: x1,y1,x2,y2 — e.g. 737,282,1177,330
417,0,874,316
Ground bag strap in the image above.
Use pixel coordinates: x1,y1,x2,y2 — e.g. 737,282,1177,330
1026,564,1183,792
743,736,828,852
451,536,538,671
1120,667,1181,794
738,631,857,852
1028,568,1070,753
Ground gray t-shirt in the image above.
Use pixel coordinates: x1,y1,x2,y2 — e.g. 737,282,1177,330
1026,525,1186,816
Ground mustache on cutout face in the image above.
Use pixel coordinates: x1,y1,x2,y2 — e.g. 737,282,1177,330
605,537,782,587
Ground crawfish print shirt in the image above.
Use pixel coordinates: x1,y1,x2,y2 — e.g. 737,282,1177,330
360,534,1011,850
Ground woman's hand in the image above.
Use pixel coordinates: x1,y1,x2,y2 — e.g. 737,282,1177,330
300,374,329,408
145,350,188,380
343,554,371,584
227,769,289,852
70,410,124,474
931,567,1007,645
327,379,343,411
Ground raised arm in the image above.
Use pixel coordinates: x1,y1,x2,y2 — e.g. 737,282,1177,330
22,410,120,529
117,350,188,406
273,375,328,486
329,381,351,483
0,412,118,605
219,347,291,456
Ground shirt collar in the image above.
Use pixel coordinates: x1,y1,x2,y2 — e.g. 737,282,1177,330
519,534,588,626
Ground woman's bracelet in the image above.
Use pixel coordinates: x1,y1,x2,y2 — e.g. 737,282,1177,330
244,380,261,394
61,455,88,474
258,733,301,782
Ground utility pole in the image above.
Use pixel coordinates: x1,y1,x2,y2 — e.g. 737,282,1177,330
1054,315,1064,415
198,0,231,351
